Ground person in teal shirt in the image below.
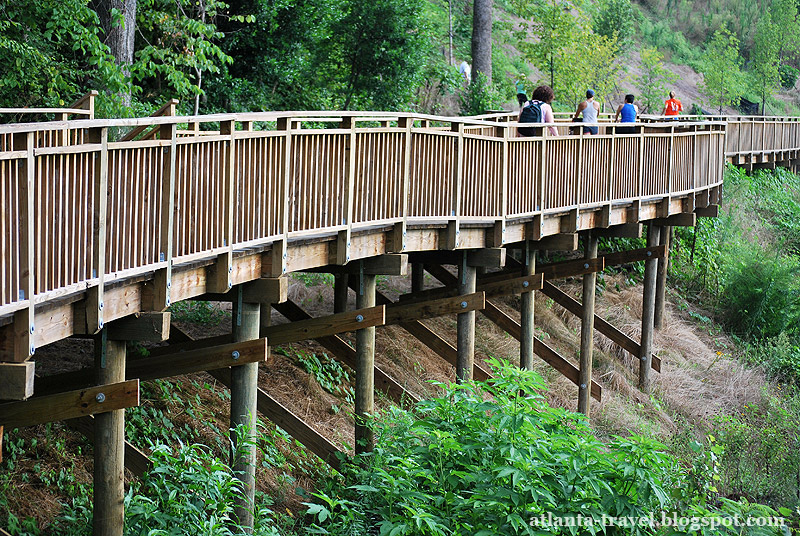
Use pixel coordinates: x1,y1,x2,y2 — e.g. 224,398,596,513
515,74,527,107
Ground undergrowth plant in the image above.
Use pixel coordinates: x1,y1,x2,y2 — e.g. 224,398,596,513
306,360,676,535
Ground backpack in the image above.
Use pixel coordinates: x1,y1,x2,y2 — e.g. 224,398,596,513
518,99,543,136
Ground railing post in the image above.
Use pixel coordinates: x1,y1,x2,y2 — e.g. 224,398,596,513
11,132,36,361
208,120,236,293
271,117,292,277
86,127,109,333
492,125,509,246
578,231,598,415
394,116,413,252
148,122,176,310
337,117,357,264
447,121,464,249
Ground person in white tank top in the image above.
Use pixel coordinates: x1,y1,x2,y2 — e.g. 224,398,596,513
572,89,601,135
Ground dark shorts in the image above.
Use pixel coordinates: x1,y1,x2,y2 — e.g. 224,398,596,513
583,126,598,135
616,126,636,134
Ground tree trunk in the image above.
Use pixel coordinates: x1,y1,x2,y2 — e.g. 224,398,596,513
471,0,492,84
94,0,137,107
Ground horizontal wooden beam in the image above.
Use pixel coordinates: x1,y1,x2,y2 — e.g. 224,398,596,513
374,290,492,382
530,233,578,251
407,248,506,268
593,223,642,239
0,380,140,429
695,205,719,217
34,339,268,397
385,292,485,325
600,245,666,268
540,282,660,372
107,312,170,342
422,264,600,397
262,305,385,346
650,213,696,227
193,277,289,304
0,361,35,400
539,257,604,280
210,368,345,470
272,301,416,405
65,415,152,479
307,254,409,276
479,274,543,297
400,267,545,304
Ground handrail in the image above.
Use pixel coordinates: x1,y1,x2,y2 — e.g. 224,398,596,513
4,107,798,361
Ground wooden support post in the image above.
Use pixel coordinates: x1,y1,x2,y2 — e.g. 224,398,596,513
456,254,477,382
578,233,598,416
230,300,260,530
355,269,376,454
411,263,425,293
334,274,349,313
654,226,671,330
0,362,35,400
520,242,536,371
93,333,127,536
639,225,661,392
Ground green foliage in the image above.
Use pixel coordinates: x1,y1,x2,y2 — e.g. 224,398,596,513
126,440,281,535
711,391,800,506
306,360,674,535
0,0,126,112
294,349,355,404
750,11,782,115
460,72,501,115
133,0,234,112
637,18,702,66
512,0,584,94
593,0,637,45
698,27,745,114
168,300,229,325
634,47,679,114
779,64,799,89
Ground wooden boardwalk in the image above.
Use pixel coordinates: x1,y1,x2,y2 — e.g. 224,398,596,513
1,98,799,534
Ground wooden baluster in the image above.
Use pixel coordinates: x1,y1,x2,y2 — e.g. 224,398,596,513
447,121,464,249
86,127,109,333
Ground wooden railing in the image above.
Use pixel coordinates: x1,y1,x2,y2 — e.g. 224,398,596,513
0,112,731,325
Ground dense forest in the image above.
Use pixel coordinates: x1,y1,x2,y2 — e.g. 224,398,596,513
2,0,800,117
3,0,800,534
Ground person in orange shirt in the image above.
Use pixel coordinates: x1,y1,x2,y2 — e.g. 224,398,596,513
661,91,682,117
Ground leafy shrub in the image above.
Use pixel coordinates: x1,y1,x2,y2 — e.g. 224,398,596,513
168,300,229,325
126,442,281,536
306,360,674,535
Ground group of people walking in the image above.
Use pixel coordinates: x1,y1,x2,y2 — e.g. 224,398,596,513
515,78,682,137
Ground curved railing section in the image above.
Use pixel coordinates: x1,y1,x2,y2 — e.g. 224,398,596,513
0,111,743,326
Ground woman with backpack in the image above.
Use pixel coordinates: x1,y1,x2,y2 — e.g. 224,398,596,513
517,85,558,137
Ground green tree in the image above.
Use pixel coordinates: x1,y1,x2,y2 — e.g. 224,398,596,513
769,0,800,65
592,0,636,46
0,0,126,113
634,47,678,113
512,0,584,93
750,11,781,115
133,0,235,114
699,27,745,114
325,0,432,110
557,28,624,106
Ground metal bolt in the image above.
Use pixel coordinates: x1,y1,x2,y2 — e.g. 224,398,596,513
30,345,36,355
356,314,364,322
647,251,652,257
232,351,240,360
460,301,468,309
167,281,172,289
580,383,587,390
96,393,106,403
584,263,590,269
523,281,529,288
29,325,35,334
228,266,233,273
641,356,647,361
99,301,104,311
